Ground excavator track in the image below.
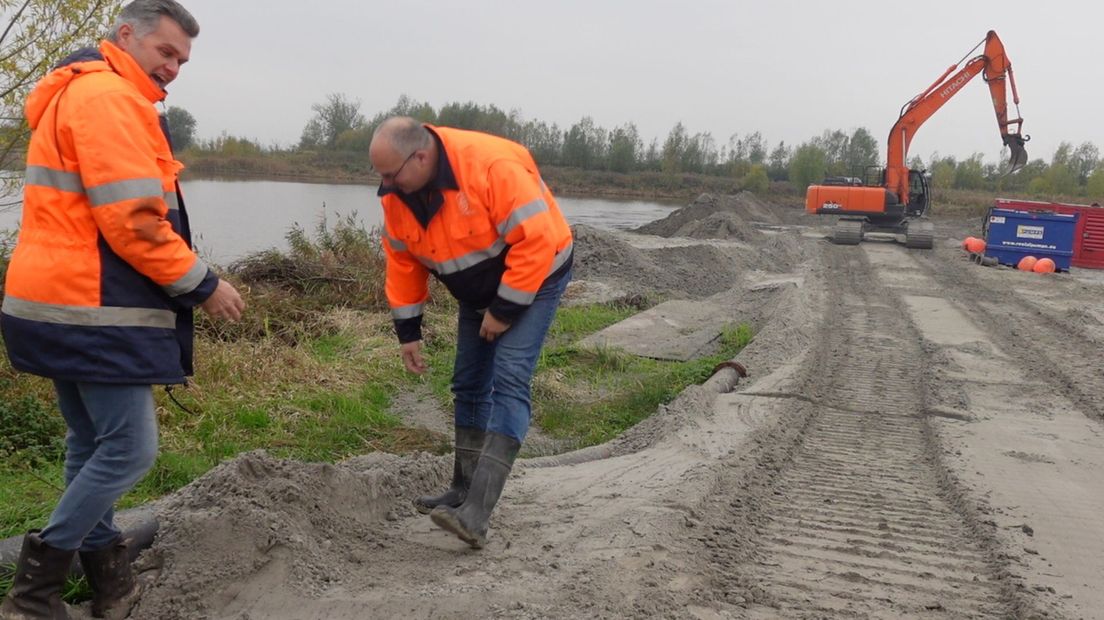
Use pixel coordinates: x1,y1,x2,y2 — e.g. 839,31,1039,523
831,218,864,245
700,244,1025,617
905,220,935,249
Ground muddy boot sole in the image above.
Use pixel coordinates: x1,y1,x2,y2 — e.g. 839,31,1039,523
96,582,142,620
429,508,485,549
413,490,465,515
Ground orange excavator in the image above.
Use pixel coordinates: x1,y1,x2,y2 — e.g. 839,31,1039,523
805,30,1028,248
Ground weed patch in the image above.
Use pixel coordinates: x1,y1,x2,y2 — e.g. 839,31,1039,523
0,376,63,465
534,322,753,446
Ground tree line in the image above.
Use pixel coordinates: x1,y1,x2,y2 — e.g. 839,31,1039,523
4,2,1104,202
174,94,1104,200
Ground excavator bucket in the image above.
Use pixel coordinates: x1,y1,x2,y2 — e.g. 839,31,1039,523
1005,134,1028,173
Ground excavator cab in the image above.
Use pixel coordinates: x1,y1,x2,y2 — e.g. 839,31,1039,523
905,170,929,217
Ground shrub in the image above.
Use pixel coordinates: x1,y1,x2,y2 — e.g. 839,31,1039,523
0,386,63,463
201,213,390,344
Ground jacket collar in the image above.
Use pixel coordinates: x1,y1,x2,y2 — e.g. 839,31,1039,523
24,40,165,129
100,39,166,104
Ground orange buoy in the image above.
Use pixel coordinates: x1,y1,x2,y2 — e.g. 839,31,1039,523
1033,257,1056,273
1017,256,1038,271
962,236,976,250
965,237,986,254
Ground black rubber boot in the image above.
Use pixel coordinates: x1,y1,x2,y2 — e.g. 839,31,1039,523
413,426,484,514
430,431,521,549
0,531,74,620
78,536,140,620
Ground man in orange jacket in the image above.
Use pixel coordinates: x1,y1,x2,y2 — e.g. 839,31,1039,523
0,2,243,618
370,117,573,549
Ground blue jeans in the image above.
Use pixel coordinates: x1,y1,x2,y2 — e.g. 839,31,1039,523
452,268,571,442
40,381,158,552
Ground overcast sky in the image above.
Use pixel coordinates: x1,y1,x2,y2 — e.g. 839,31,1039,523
167,0,1099,167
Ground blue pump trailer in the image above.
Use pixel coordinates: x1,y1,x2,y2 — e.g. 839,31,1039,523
983,207,1078,271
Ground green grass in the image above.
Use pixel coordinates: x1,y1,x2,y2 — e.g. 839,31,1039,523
288,385,400,459
129,452,215,501
534,322,754,445
0,560,92,605
0,463,65,540
310,333,357,362
409,302,754,448
412,302,640,405
546,303,638,342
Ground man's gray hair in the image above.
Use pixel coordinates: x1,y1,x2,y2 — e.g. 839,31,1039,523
109,0,199,40
375,117,432,155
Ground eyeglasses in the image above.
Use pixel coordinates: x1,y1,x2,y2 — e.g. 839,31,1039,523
377,151,417,184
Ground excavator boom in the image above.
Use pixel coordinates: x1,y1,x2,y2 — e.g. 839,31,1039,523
885,30,1027,202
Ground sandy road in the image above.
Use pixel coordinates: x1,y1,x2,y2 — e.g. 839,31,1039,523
697,242,1027,617
128,202,1104,619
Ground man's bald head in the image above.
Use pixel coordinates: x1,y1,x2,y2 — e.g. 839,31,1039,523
371,117,431,157
369,117,436,193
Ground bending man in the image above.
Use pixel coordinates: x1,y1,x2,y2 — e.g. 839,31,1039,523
369,117,572,549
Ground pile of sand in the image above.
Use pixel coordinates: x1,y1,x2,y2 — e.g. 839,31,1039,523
571,224,743,299
570,192,803,301
634,191,781,241
131,450,447,619
756,232,807,273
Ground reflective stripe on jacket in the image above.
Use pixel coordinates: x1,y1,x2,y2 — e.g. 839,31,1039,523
0,40,218,383
381,126,572,342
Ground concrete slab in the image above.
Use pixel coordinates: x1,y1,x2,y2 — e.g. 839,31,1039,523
578,299,730,361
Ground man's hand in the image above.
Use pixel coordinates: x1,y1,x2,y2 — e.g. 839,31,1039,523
200,279,245,321
479,312,510,342
400,340,428,374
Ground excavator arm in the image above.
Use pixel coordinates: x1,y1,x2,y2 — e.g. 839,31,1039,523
885,30,1028,203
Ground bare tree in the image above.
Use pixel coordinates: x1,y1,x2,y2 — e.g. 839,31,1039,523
2,0,122,207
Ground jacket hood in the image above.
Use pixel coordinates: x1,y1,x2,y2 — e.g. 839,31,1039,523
25,40,166,130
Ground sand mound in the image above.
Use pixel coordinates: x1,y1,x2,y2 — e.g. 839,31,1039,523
571,224,743,298
757,231,807,273
635,191,781,240
131,450,448,619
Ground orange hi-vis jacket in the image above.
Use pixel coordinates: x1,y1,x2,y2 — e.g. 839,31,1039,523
0,40,218,383
381,126,573,343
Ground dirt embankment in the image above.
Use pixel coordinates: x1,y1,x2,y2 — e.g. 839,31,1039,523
125,195,1104,620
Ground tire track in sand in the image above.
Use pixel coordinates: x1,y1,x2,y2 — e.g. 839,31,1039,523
701,242,1026,618
910,248,1104,422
